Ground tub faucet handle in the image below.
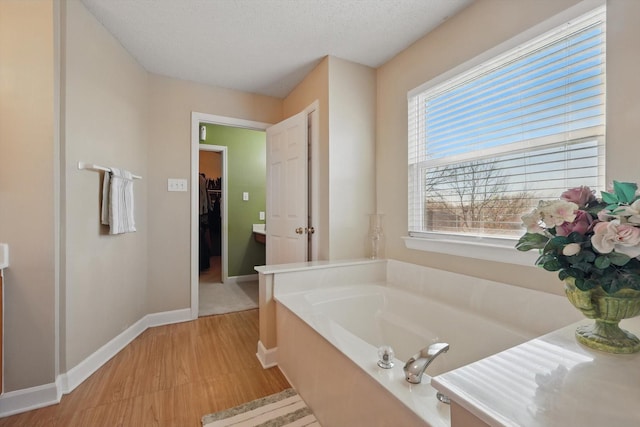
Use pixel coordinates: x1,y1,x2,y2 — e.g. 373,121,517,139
377,345,395,369
403,342,450,384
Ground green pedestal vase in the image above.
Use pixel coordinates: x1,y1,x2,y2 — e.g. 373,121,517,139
565,281,640,354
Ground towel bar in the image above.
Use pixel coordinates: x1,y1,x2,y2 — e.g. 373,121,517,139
78,161,142,180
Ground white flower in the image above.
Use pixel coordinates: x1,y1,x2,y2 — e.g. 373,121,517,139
597,209,613,222
537,200,578,227
521,209,545,234
611,199,640,224
562,243,582,256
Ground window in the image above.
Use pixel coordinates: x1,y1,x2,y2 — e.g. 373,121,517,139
408,6,606,243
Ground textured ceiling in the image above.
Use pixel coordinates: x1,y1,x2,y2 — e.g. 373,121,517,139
81,0,473,98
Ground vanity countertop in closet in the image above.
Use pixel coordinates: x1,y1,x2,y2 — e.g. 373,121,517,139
253,224,266,244
0,243,8,269
252,224,266,235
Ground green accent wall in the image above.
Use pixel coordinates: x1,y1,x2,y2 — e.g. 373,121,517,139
201,123,266,277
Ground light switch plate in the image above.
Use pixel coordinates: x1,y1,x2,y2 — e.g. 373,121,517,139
243,192,249,201
259,211,265,220
168,178,187,192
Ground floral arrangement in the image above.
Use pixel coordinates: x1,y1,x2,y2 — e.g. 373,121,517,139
516,181,640,294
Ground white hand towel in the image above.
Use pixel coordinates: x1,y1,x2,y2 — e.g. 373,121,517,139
101,171,111,226
102,168,136,234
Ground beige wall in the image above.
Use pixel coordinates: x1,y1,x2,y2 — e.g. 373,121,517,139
0,0,283,394
376,0,638,294
283,56,377,260
327,57,376,259
606,0,640,182
146,75,282,313
62,0,150,370
0,0,57,391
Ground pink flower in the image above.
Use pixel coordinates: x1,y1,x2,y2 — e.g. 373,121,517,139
556,210,594,237
561,186,596,208
591,221,640,258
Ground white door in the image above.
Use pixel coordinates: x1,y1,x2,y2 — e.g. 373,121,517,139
266,111,308,265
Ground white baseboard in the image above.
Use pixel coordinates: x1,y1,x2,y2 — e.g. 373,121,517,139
0,382,58,418
146,308,192,328
256,340,278,369
0,308,192,418
58,317,147,395
227,273,258,284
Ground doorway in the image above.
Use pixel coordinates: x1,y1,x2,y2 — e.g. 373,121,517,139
190,113,270,319
198,147,223,281
190,106,318,320
198,144,260,317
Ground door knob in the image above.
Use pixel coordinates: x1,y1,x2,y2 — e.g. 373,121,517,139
295,227,305,235
307,226,315,234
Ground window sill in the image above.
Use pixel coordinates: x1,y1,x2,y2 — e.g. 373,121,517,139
402,235,539,267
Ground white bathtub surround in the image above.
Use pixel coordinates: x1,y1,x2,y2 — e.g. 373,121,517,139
269,259,582,427
254,259,386,368
432,316,640,427
277,302,430,426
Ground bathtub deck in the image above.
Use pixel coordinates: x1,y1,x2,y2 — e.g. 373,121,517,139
432,316,640,427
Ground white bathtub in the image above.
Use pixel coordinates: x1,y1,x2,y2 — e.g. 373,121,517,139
272,261,581,427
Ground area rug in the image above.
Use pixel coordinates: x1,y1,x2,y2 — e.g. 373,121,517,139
199,280,258,316
202,388,320,427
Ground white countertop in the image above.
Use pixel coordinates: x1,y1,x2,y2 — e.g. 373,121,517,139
252,224,266,235
255,258,384,275
0,243,8,269
431,316,640,427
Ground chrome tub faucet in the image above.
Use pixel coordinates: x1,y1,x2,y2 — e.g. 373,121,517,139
403,342,450,384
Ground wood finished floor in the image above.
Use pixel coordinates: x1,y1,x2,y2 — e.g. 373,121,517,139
0,309,290,427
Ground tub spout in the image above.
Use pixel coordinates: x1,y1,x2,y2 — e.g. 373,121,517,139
403,342,449,384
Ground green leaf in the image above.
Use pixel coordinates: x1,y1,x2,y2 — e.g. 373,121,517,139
544,236,570,253
516,233,549,251
607,279,623,294
625,274,640,291
571,262,593,273
567,253,584,264
566,267,586,279
535,253,554,267
576,278,595,291
609,252,631,266
613,181,638,204
595,256,611,269
567,232,584,243
543,259,562,271
550,236,570,246
582,251,596,262
601,191,618,205
617,273,640,291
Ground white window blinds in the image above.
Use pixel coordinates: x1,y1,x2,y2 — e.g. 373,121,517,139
408,6,606,238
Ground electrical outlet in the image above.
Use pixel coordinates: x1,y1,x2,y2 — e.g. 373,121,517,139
243,192,249,201
259,211,265,220
168,178,187,192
